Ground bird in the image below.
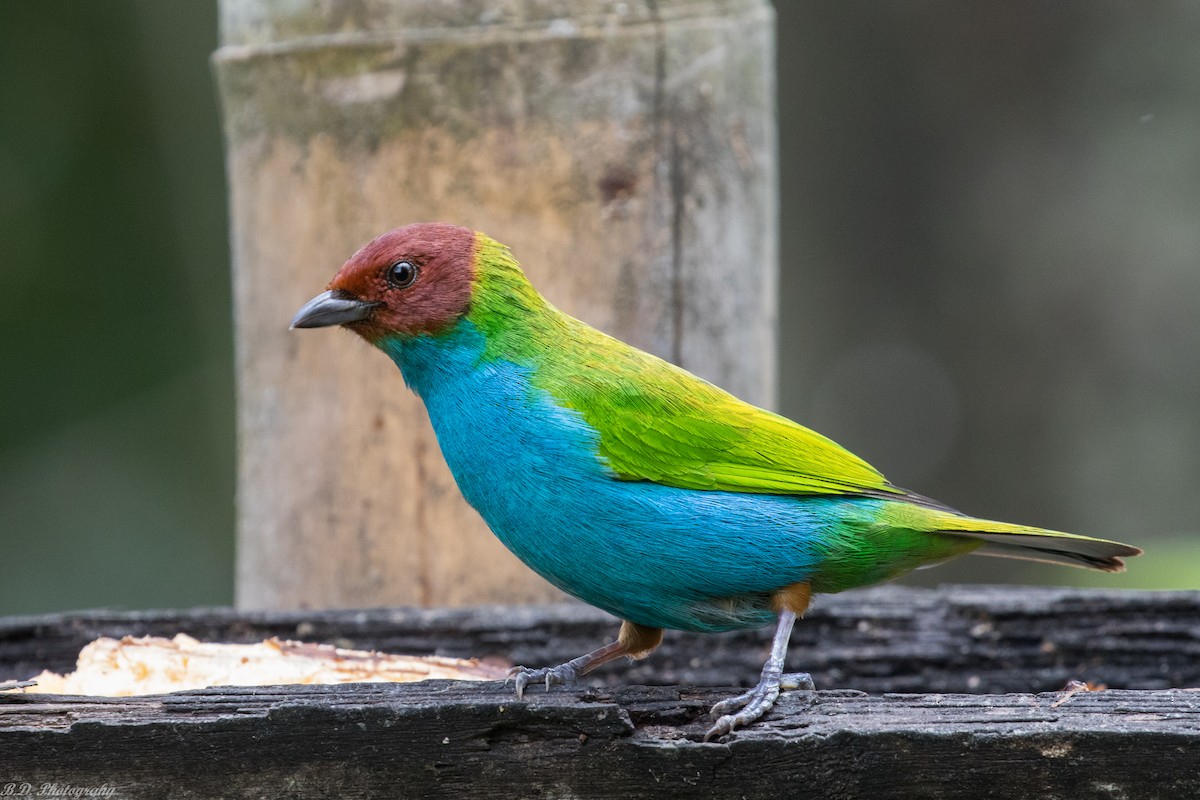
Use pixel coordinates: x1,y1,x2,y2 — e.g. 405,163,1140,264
291,222,1142,741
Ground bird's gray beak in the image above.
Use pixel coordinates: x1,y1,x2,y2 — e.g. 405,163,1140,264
290,290,379,329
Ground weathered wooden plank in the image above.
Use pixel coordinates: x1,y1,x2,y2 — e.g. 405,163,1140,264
2,586,1197,692
213,0,778,611
2,586,1197,798
1,683,1197,799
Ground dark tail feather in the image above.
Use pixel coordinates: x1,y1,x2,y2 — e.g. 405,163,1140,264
947,530,1141,573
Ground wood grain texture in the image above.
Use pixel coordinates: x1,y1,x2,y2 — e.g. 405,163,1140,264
2,586,1197,798
2,586,1196,691
1,683,1197,798
213,0,777,610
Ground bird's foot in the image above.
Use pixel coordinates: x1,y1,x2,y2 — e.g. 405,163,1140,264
505,638,635,700
506,662,581,699
704,671,814,742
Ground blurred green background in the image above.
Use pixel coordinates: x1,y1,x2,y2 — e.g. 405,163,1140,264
1,1,1196,615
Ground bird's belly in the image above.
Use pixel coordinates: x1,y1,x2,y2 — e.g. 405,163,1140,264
459,472,831,632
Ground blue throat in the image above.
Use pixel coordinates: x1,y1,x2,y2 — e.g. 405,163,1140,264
376,319,489,397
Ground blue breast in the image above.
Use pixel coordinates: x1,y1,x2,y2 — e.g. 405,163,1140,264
380,323,881,633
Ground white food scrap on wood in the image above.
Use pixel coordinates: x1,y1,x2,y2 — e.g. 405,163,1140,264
13,635,505,696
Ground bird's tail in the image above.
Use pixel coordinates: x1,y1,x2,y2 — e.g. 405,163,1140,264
928,511,1142,573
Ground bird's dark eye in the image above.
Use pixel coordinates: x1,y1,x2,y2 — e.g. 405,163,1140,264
386,260,418,289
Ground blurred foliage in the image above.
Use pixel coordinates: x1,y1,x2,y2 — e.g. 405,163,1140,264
0,1,1196,614
0,1,233,613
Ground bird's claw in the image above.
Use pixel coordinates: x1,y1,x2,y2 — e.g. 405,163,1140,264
505,663,580,699
703,671,814,742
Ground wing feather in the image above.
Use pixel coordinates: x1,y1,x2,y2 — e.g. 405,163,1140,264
540,322,902,498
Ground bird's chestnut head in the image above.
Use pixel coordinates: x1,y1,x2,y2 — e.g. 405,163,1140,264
291,222,476,342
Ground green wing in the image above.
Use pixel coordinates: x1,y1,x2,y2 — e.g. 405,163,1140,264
538,321,903,498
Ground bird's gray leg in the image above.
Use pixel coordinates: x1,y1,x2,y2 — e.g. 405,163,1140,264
704,608,814,741
507,640,625,697
507,621,662,698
